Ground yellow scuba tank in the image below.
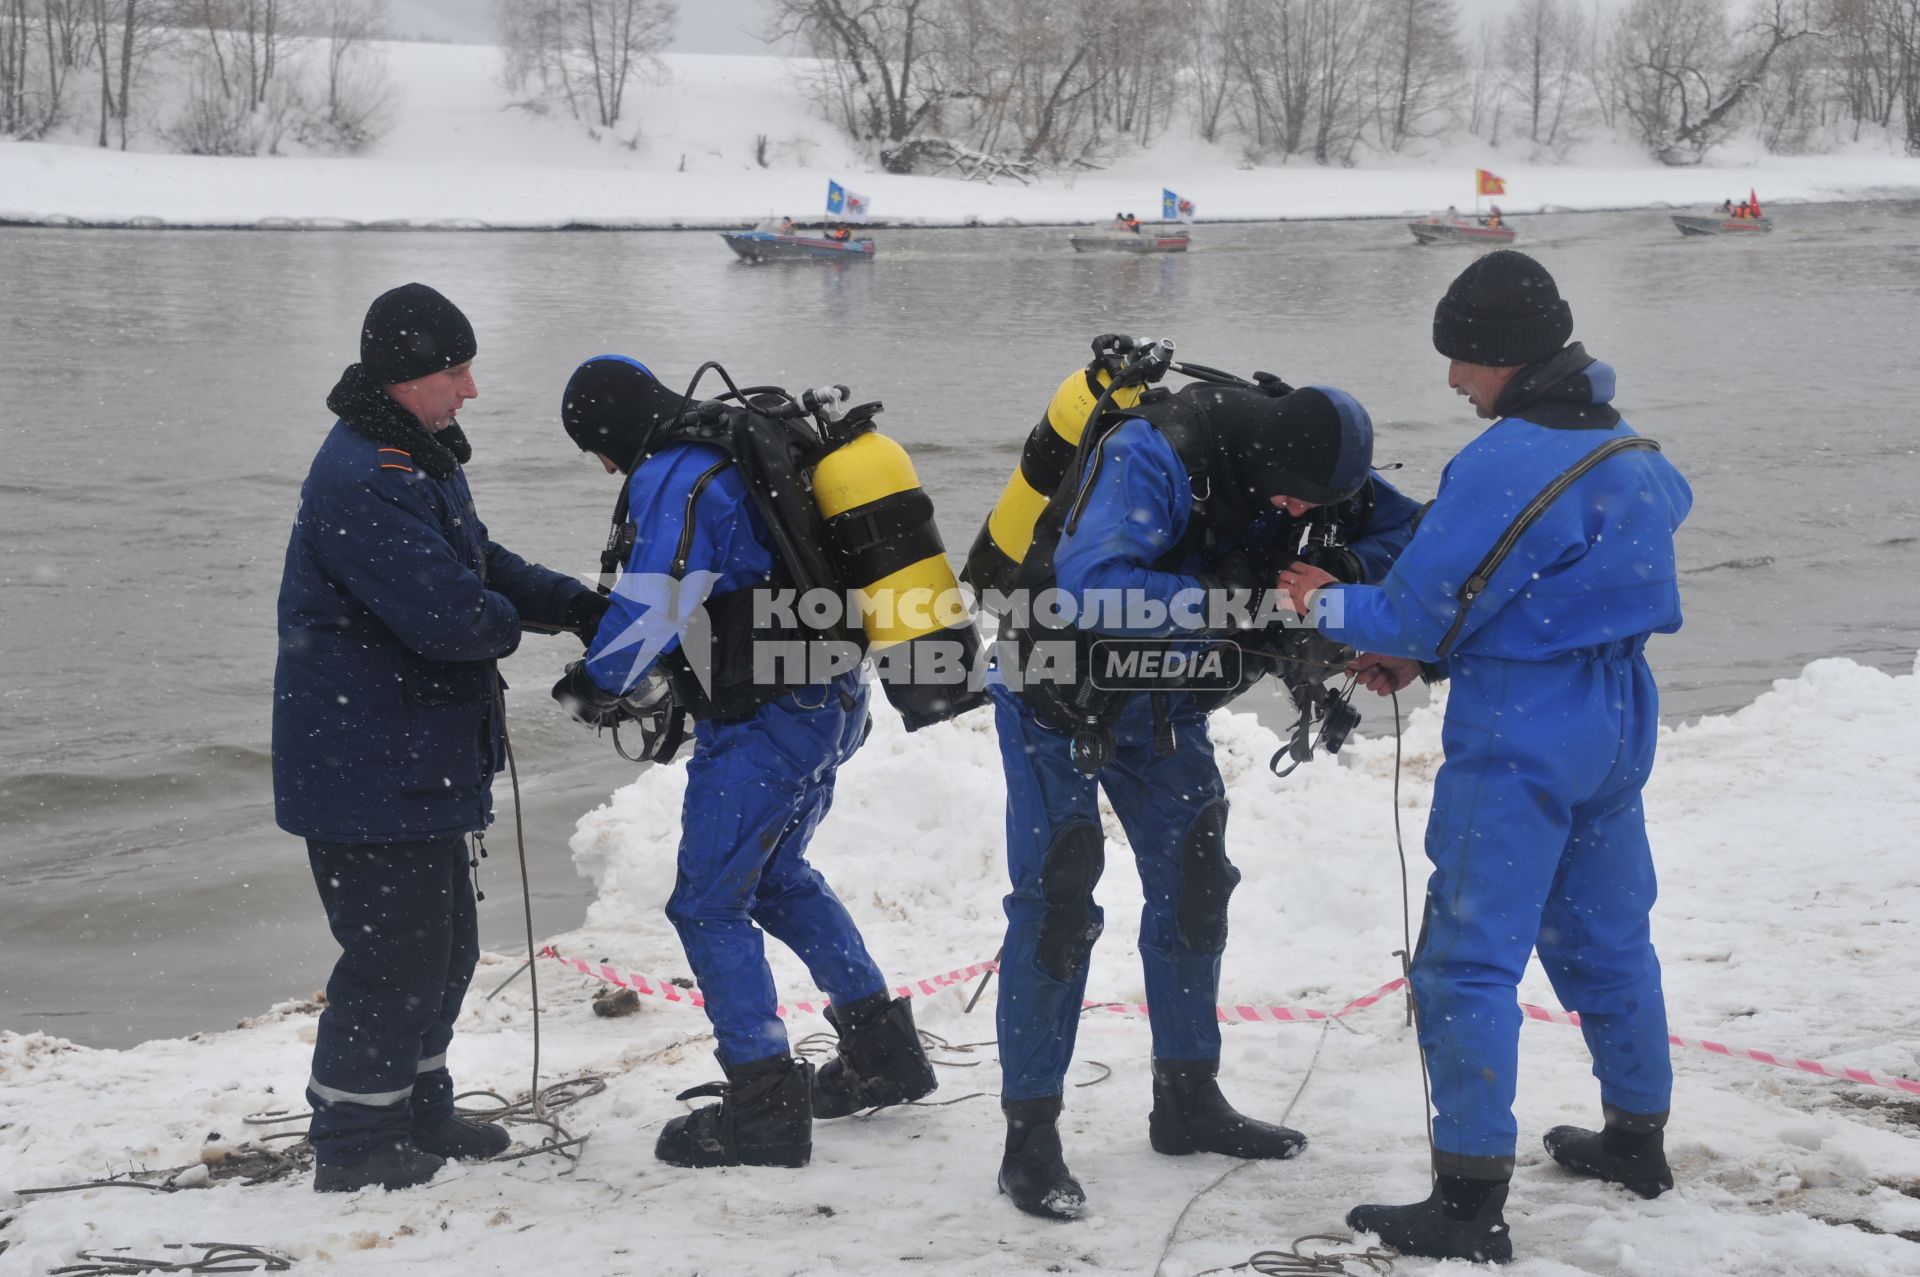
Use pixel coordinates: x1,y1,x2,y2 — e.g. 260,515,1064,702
811,422,988,731
961,362,1148,596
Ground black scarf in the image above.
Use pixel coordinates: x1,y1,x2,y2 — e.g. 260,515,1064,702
326,362,473,479
1493,343,1622,430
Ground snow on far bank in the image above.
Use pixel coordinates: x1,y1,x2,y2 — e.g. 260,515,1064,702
3,655,1919,1275
1,43,1917,230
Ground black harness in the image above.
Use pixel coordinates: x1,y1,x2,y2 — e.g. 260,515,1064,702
597,399,860,723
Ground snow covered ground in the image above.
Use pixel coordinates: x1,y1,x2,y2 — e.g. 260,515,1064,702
1,42,1917,230
4,655,1918,1275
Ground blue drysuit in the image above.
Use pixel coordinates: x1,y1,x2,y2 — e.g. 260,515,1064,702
996,413,1420,1100
1313,356,1694,1177
585,444,888,1067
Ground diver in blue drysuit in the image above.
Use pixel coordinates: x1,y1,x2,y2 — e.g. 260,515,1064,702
1278,251,1694,1263
549,355,936,1171
990,381,1421,1219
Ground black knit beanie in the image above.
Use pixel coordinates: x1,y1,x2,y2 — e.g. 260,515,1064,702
361,283,477,386
561,355,688,470
1432,250,1573,367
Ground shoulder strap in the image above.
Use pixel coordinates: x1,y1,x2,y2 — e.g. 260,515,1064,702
1434,436,1661,660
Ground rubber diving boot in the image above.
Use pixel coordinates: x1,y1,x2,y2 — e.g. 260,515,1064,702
814,993,938,1119
998,1096,1086,1220
1544,1122,1674,1199
655,1051,813,1169
1346,1175,1513,1264
313,1140,445,1193
1147,1058,1308,1159
412,1113,512,1161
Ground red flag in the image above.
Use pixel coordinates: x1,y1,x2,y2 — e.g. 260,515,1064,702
1476,169,1506,196
1748,187,1762,217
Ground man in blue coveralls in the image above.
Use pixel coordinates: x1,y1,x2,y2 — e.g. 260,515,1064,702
275,284,606,1193
989,376,1421,1219
1278,251,1694,1262
549,356,938,1170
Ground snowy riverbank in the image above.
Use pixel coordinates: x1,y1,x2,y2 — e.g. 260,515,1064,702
4,656,1918,1275
3,45,1918,230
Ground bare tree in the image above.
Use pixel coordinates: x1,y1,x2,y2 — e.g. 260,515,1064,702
1502,0,1591,150
767,0,949,168
496,0,675,129
1609,0,1820,161
318,0,394,146
1367,0,1465,152
1179,0,1241,144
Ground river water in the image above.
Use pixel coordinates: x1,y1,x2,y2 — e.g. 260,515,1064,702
3,204,1916,1048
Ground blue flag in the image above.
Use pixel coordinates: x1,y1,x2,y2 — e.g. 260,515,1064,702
1163,189,1195,223
827,179,870,222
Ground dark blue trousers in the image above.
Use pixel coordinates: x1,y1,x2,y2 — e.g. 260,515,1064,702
991,684,1232,1102
305,837,478,1165
667,674,888,1067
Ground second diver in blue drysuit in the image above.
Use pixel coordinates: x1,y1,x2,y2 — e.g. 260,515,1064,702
988,375,1421,1219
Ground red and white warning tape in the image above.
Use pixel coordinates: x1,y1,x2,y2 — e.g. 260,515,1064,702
540,948,1920,1097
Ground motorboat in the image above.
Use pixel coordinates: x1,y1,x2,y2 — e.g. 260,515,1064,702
721,224,876,262
1671,211,1772,237
1069,225,1191,254
1408,215,1516,245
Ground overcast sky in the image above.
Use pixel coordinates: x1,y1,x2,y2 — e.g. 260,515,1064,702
386,0,771,53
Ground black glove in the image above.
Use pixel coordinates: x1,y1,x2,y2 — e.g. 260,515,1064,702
553,663,690,764
565,590,612,648
552,659,630,730
1197,550,1260,627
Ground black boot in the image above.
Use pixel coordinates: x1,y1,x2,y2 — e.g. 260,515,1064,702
413,1113,512,1161
313,1139,445,1193
1347,1175,1513,1264
655,1051,813,1169
1544,1122,1674,1199
1148,1058,1308,1160
998,1096,1085,1221
814,994,938,1119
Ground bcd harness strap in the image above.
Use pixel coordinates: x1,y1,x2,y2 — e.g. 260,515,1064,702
1433,435,1661,660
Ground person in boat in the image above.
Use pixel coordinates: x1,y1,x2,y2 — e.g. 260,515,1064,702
1721,199,1736,216
1276,250,1694,1264
552,356,940,1171
1445,204,1460,223
1112,211,1129,229
1123,211,1142,233
777,216,795,235
986,365,1421,1221
1483,205,1503,228
274,284,606,1194
827,224,852,242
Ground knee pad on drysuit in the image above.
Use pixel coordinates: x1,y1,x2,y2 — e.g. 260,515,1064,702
1176,800,1240,955
1037,822,1105,983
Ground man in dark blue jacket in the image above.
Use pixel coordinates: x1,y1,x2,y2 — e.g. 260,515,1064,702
989,378,1420,1220
550,356,938,1172
274,284,604,1193
1279,252,1694,1262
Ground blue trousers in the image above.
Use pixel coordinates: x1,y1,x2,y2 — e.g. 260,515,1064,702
992,685,1233,1101
305,837,478,1165
1414,641,1673,1178
668,673,888,1066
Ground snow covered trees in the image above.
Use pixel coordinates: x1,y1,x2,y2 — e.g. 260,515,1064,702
495,0,677,130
